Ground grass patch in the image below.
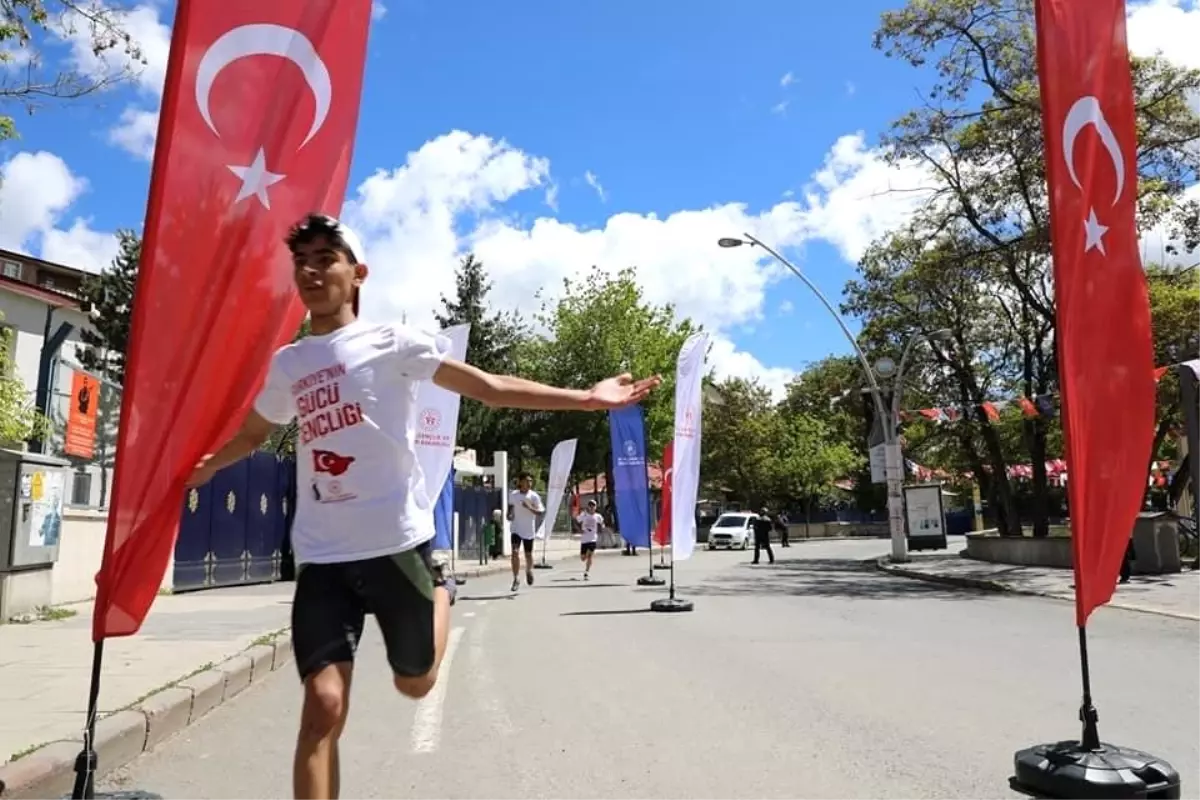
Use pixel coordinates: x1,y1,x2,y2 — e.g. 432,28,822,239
117,661,216,713
8,740,48,762
6,605,78,624
250,626,288,648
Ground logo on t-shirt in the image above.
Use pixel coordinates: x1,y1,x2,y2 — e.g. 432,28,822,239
312,449,355,476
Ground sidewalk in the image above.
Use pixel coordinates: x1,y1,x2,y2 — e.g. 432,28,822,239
0,544,615,799
877,552,1200,620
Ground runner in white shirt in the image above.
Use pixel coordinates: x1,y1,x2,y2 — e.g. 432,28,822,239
507,472,543,591
576,499,605,580
186,213,662,800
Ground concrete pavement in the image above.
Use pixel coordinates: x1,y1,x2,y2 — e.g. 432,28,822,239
879,543,1200,620
97,539,1199,799
0,540,614,799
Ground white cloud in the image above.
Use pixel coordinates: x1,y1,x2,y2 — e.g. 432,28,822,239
845,80,857,96
779,300,795,315
780,71,795,88
544,182,560,212
371,1,388,20
583,170,607,203
771,100,789,116
339,128,938,398
59,2,171,161
0,151,115,273
108,106,159,161
1127,0,1200,68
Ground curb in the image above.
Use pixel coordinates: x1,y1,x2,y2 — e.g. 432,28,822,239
0,632,295,800
874,558,1200,621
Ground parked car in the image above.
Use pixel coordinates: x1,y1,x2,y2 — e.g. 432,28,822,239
706,513,754,550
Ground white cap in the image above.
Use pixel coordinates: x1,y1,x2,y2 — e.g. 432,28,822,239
296,214,367,263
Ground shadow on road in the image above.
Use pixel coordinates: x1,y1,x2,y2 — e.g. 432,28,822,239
538,582,626,589
685,558,994,601
560,608,655,617
458,593,518,602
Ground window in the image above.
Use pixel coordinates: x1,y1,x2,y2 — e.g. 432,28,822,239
71,471,93,507
1,260,20,279
39,274,56,290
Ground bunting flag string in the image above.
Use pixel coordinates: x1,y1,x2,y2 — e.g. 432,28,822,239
899,364,1178,426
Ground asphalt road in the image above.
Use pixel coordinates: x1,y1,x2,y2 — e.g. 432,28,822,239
101,538,1200,799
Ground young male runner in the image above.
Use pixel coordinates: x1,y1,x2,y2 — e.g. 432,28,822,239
576,499,604,580
507,472,543,591
186,213,660,800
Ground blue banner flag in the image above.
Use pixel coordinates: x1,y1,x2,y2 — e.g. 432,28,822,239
608,405,651,548
432,469,455,551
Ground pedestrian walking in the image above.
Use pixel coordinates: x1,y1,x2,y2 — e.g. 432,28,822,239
775,511,790,547
752,507,775,565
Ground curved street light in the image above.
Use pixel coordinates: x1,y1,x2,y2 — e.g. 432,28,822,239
718,234,950,563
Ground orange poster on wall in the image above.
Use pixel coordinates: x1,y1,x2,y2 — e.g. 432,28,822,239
65,372,99,459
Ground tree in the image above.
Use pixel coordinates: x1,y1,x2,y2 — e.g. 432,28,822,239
433,254,530,463
78,230,138,385
0,1,145,140
0,316,46,443
769,412,860,535
847,0,1200,535
700,377,778,507
1145,265,1200,489
521,267,698,509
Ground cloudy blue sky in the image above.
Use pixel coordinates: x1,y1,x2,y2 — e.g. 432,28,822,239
0,0,1194,397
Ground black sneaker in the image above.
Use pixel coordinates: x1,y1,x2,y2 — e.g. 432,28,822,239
526,571,534,586
583,572,590,581
511,578,520,592
429,555,457,606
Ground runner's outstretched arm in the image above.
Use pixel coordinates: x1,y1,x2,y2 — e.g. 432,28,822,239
186,411,276,487
431,358,660,411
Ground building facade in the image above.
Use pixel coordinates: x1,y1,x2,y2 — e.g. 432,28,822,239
0,248,113,509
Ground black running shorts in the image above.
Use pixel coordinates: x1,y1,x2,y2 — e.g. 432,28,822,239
510,533,534,554
291,542,442,682
580,541,597,555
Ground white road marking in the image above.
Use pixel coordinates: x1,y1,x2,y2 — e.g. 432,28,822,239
410,626,465,754
462,611,476,618
466,614,515,736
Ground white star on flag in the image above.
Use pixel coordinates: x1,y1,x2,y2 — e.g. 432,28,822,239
227,148,285,209
1083,207,1109,255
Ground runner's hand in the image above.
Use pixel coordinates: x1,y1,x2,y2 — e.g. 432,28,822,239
185,455,217,488
584,373,662,410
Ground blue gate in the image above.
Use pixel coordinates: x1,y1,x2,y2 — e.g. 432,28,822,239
175,451,295,592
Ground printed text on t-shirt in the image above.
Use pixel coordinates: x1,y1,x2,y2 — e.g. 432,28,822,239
292,363,366,445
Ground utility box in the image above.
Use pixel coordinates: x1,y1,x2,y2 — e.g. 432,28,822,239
0,449,71,620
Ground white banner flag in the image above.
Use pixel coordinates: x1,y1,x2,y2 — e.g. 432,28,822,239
671,331,708,561
415,323,471,502
537,438,578,540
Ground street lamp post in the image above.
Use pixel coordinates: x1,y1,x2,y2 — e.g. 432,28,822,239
718,234,948,563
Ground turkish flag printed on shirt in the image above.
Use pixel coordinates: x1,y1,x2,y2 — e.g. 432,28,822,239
653,441,673,547
92,0,373,640
1034,0,1156,626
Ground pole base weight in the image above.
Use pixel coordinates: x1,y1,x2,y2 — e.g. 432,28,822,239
650,597,693,613
653,563,672,570
637,575,665,586
1011,741,1180,799
452,574,468,585
533,563,554,570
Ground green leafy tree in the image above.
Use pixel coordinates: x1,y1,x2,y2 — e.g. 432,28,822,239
1145,265,1200,487
433,254,530,464
846,0,1200,535
78,230,138,384
0,1,145,140
522,267,697,509
700,377,779,507
0,318,46,443
768,412,861,535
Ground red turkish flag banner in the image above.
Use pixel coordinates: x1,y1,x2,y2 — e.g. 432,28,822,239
1034,0,1155,626
653,441,673,547
92,0,373,640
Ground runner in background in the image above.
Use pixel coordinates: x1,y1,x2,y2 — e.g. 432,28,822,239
508,472,543,591
576,499,605,580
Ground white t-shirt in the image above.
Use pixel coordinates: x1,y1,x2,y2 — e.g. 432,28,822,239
577,512,604,544
254,319,450,565
508,489,543,540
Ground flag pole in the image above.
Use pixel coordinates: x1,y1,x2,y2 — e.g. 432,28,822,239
637,417,664,587
70,640,105,799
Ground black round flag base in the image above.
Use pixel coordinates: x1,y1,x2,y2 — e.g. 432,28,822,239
452,574,468,585
1011,741,1180,799
637,575,666,586
533,562,554,570
650,597,694,613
